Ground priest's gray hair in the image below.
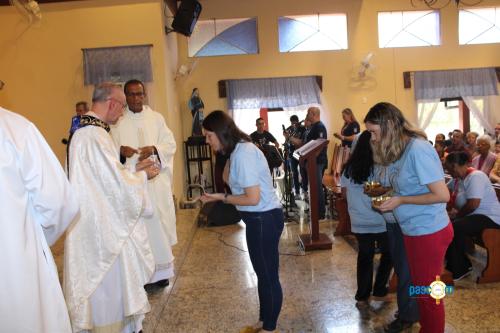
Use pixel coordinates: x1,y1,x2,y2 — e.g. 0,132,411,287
92,82,122,103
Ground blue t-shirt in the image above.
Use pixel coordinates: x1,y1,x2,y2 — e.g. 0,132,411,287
447,171,500,225
389,138,449,236
228,142,282,212
340,173,386,234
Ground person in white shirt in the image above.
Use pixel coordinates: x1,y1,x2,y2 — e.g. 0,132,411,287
111,79,177,289
0,106,79,333
445,151,500,281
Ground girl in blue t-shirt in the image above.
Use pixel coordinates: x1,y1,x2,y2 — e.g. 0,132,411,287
200,110,283,333
364,102,452,333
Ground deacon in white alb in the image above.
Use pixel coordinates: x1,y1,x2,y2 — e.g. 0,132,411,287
64,82,159,333
111,79,177,288
0,106,79,333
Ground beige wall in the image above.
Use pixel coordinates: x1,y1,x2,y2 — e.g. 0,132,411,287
0,0,185,198
177,0,500,139
0,0,499,199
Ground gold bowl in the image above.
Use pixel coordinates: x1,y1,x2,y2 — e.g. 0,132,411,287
371,195,391,209
364,181,392,197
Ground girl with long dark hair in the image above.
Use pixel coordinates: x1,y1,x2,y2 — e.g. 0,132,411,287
200,110,284,333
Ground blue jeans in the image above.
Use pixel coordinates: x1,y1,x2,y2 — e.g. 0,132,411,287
239,208,284,331
386,222,419,322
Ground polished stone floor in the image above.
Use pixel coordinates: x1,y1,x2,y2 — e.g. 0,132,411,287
53,207,500,333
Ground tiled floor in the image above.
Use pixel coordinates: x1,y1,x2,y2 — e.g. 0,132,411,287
53,207,500,333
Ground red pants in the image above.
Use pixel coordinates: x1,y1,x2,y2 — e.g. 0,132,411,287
403,223,453,333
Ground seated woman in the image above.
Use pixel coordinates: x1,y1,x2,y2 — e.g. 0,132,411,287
471,135,497,176
490,153,500,184
444,151,500,281
434,140,446,163
340,131,392,307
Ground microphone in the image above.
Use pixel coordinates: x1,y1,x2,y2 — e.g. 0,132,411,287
282,124,286,132
61,138,68,145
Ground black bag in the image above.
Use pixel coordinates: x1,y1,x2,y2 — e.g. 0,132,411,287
262,145,284,169
198,201,241,226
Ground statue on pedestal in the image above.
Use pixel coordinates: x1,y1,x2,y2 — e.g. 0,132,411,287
188,88,204,136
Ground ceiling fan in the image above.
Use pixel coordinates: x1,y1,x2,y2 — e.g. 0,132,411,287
358,52,375,79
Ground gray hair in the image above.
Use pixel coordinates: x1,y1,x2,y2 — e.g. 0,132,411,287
477,134,494,148
92,82,122,103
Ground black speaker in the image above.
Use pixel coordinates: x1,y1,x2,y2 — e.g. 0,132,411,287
172,0,202,37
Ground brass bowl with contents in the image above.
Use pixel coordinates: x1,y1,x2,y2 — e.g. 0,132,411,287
364,181,392,197
371,195,391,209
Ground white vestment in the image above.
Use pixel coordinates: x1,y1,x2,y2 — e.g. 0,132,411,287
0,107,79,333
111,106,177,283
64,112,155,333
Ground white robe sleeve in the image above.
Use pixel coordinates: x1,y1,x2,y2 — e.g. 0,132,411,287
154,115,176,173
20,123,79,245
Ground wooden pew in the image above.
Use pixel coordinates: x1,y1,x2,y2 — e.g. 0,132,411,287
476,228,500,283
468,185,500,284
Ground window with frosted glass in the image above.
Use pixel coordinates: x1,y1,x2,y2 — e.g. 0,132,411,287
188,18,258,57
278,14,348,53
378,10,440,48
459,7,500,45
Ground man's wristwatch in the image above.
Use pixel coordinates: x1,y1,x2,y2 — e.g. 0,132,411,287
223,193,229,204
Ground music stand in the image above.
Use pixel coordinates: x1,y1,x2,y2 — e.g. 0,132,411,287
293,139,332,251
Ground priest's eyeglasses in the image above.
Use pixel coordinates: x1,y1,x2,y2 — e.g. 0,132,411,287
125,92,145,97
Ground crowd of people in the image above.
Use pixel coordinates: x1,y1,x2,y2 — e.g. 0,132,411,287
433,127,500,183
3,86,500,333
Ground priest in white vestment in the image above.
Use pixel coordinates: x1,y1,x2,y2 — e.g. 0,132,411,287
64,82,159,333
111,79,177,288
0,106,79,333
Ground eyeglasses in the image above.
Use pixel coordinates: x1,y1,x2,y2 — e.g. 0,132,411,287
107,98,127,110
125,92,144,97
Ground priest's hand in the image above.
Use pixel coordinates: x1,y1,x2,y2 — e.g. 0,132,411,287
136,158,160,179
121,146,138,158
138,146,156,161
144,165,160,180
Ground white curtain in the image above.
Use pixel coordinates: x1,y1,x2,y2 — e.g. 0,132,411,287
416,99,440,131
462,96,495,136
82,45,153,85
414,68,498,100
226,76,321,110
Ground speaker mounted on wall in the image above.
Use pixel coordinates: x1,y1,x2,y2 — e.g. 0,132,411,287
171,0,202,37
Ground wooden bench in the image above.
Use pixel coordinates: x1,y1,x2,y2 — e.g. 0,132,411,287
465,185,500,284
470,228,500,284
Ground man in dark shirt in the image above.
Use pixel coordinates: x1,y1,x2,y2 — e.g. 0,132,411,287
289,107,328,219
250,117,279,148
284,115,305,195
